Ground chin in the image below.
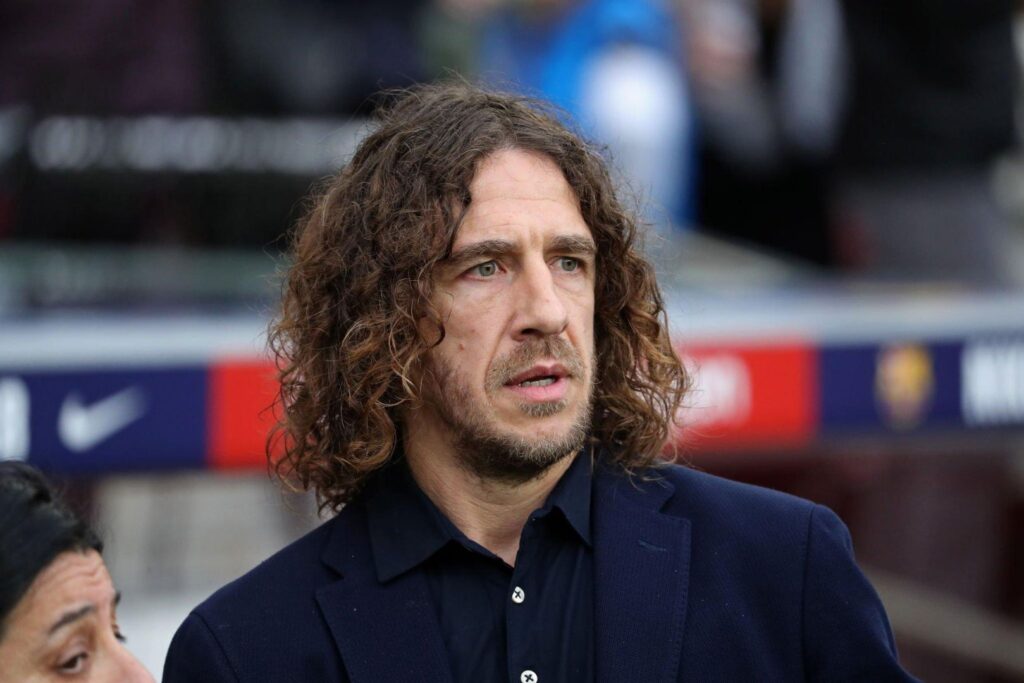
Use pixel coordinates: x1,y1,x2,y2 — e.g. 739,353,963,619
444,397,591,481
507,408,590,447
501,400,575,429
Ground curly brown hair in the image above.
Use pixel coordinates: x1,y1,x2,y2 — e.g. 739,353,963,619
268,82,689,512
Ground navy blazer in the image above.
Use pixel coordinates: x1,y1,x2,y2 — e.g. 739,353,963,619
163,463,916,682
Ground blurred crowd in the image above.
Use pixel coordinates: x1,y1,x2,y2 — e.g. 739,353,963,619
0,0,1021,284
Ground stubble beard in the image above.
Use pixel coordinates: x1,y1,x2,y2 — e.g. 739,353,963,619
424,338,594,484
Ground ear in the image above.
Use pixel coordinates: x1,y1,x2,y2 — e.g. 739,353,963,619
415,300,448,349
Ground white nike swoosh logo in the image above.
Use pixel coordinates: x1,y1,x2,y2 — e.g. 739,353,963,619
58,387,147,452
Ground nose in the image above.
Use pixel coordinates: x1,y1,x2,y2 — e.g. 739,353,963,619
512,260,569,340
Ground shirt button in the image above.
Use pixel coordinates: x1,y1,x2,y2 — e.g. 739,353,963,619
511,586,526,604
520,670,538,683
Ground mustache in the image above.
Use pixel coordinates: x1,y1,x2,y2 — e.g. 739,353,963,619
486,338,585,391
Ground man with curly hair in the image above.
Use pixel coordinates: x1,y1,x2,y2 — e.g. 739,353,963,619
164,83,915,682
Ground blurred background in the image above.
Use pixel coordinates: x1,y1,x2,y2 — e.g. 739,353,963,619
2,0,1024,680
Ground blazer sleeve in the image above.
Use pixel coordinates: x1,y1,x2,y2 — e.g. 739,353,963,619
162,611,241,683
801,504,920,682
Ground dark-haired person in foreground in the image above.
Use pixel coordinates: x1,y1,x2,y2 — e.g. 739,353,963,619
0,462,153,682
164,83,916,682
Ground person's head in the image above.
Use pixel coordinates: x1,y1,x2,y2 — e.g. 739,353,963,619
270,82,688,510
0,462,152,683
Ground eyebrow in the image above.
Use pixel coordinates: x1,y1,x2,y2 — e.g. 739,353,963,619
47,592,120,636
446,234,597,268
549,235,597,257
48,605,94,635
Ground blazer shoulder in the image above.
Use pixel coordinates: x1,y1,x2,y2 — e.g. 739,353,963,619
166,512,357,682
653,462,819,543
636,468,915,680
190,511,344,628
660,462,814,511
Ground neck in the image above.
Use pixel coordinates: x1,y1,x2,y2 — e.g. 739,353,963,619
403,427,576,566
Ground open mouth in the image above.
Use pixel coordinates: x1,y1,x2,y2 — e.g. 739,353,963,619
502,364,571,403
505,364,569,387
517,375,558,387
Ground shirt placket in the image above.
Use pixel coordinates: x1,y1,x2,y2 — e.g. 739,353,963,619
507,515,541,683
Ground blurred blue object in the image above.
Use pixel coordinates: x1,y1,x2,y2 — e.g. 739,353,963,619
479,0,695,232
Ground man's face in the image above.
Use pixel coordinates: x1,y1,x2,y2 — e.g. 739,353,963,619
412,148,597,482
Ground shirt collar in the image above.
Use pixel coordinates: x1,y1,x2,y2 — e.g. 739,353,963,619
364,457,452,583
364,446,594,583
535,445,593,547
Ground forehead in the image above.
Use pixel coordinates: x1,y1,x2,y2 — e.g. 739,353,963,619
454,149,591,246
470,149,576,201
9,550,111,629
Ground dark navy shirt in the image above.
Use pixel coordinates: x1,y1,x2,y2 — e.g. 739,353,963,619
364,451,595,683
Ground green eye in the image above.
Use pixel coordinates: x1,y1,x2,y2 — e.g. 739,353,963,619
559,257,579,271
474,261,498,277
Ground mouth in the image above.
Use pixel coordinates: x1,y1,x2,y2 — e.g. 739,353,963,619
503,364,571,404
519,377,557,387
505,364,570,388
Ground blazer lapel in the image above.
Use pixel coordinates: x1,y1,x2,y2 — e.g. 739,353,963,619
593,465,692,683
315,504,453,683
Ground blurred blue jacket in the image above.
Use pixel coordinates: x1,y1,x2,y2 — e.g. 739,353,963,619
479,0,696,227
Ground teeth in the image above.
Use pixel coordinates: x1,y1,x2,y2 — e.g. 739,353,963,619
520,377,556,387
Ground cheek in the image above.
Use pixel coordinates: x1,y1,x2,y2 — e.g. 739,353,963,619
442,329,471,354
572,301,596,347
443,312,484,353
438,321,495,382
433,326,472,367
0,634,35,681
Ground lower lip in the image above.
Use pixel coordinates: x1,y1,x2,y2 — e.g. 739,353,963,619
504,376,569,402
